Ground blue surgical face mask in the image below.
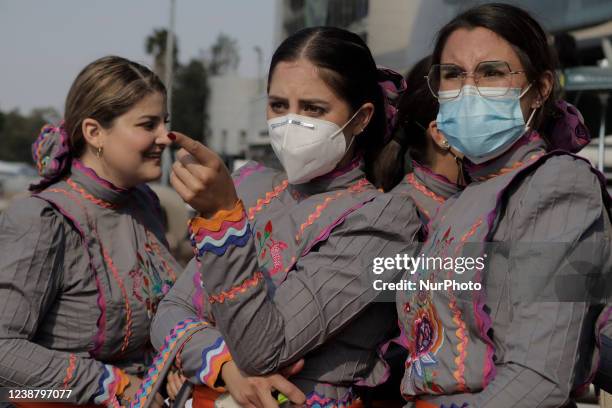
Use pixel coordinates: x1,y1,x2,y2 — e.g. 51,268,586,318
436,85,537,164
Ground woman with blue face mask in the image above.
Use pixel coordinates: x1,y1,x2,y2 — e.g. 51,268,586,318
395,4,612,407
146,27,420,408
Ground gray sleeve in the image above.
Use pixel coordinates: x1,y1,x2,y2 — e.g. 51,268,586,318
151,259,232,390
0,198,118,405
200,194,420,376
422,156,610,408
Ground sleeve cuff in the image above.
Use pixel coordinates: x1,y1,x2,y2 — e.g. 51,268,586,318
92,365,129,407
188,200,250,259
196,337,233,392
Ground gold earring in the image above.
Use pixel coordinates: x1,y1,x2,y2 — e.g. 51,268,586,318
441,140,450,149
96,146,103,158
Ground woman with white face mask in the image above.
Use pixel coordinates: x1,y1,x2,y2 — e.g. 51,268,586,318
147,27,420,408
395,4,612,408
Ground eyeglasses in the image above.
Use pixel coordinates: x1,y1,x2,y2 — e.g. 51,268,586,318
425,61,526,100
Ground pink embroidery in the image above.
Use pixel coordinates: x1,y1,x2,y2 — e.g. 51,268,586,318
209,272,264,304
248,180,289,220
256,221,289,276
406,173,445,204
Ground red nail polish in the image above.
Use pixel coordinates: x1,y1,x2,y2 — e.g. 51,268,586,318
168,132,176,141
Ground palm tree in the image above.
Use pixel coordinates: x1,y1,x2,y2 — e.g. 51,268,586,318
145,29,179,81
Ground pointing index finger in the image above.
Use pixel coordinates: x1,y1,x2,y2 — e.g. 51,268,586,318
171,131,216,165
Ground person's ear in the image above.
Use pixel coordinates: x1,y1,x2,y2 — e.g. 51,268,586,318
352,102,375,136
82,118,105,152
428,121,449,149
533,70,554,109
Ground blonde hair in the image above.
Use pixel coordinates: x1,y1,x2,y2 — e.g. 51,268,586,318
64,56,166,156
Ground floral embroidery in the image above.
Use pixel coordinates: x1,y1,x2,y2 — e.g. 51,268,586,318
129,253,173,319
208,272,264,304
406,296,445,391
145,230,177,282
256,221,288,276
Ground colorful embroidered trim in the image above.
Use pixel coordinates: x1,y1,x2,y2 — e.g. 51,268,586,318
406,173,445,204
233,162,265,187
131,319,209,408
192,261,206,319
67,178,117,209
62,354,77,389
189,202,251,259
208,272,264,304
247,180,289,220
102,247,133,354
305,389,354,408
474,153,544,181
73,160,127,192
449,297,468,392
43,188,108,357
295,178,370,242
93,365,128,408
145,230,177,282
197,336,233,391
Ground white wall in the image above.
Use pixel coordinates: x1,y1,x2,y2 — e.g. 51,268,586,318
207,75,260,156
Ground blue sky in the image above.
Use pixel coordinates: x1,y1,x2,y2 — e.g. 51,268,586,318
0,0,277,113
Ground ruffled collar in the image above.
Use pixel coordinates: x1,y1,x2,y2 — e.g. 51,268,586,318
465,131,547,181
67,160,132,206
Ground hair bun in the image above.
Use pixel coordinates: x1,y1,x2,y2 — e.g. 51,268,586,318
546,100,591,153
29,122,72,191
377,66,407,142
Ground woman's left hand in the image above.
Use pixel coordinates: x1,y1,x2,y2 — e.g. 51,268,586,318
169,132,239,218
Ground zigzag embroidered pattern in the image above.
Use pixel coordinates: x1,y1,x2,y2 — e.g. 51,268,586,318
93,365,123,408
247,180,289,220
406,173,445,204
449,296,468,392
191,221,251,258
208,272,264,304
67,178,117,209
131,319,208,408
474,153,543,181
305,390,354,408
62,354,77,389
295,178,370,242
197,336,232,389
102,247,133,354
189,201,251,258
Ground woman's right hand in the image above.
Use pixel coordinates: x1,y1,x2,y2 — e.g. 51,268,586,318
220,360,306,408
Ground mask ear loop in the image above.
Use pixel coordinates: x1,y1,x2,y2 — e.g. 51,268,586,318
519,82,540,131
334,108,365,166
441,139,467,186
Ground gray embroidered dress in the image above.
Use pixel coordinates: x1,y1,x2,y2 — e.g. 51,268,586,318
148,160,421,407
397,133,612,408
0,161,180,406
